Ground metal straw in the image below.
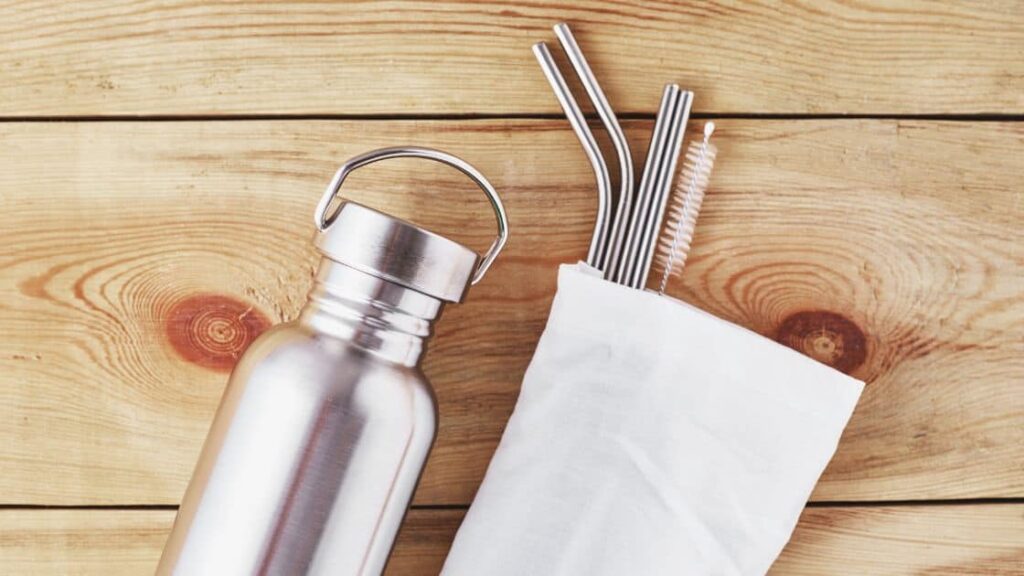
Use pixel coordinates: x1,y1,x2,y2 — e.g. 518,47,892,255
616,84,680,285
634,90,693,289
553,23,634,277
533,42,613,274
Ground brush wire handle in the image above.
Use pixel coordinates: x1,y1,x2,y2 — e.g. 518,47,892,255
655,122,717,295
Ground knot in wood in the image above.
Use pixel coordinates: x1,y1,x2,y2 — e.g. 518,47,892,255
166,295,270,372
775,310,867,375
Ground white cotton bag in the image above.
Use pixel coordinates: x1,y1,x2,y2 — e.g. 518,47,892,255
441,263,864,576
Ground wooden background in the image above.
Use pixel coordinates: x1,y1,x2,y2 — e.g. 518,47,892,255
1,1,1022,574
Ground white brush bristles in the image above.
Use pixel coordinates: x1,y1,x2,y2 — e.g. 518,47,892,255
655,122,717,294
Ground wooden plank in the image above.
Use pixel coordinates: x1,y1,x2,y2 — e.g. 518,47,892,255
0,508,460,575
2,506,1022,574
0,119,1020,505
1,1,1021,116
770,505,1024,575
0,510,171,575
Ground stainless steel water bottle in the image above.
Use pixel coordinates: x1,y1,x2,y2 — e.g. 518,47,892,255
157,147,508,576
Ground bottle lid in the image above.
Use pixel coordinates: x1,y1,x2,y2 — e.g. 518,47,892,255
316,202,479,302
313,147,509,303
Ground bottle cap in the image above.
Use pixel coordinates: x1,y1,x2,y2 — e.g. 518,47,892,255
316,202,479,302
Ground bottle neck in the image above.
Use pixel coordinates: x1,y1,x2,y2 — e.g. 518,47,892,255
299,258,445,367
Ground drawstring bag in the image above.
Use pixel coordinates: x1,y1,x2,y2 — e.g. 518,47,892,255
441,263,864,576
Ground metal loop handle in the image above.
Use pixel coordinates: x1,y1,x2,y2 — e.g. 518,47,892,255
314,146,509,285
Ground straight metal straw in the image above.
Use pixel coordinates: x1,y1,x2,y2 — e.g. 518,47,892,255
615,84,680,285
552,23,634,277
533,42,613,273
634,90,693,289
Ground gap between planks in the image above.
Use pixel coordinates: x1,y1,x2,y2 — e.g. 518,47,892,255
1,113,1024,123
5,498,1024,512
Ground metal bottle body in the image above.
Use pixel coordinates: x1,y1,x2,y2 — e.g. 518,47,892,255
158,261,440,576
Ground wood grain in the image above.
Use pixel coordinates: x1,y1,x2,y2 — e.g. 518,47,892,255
2,506,1022,574
1,1,1022,116
0,119,1020,506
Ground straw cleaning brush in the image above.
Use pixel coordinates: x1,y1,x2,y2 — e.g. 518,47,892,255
654,121,717,295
